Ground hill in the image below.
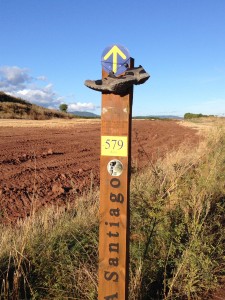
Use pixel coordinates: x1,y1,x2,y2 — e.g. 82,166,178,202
0,92,78,120
70,111,100,118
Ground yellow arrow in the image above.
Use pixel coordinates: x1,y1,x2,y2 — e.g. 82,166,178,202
103,45,127,73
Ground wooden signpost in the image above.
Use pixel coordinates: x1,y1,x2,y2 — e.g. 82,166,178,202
84,44,149,299
98,45,134,300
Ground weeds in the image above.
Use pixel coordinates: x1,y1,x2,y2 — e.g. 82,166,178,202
0,191,99,299
0,126,225,299
129,127,225,299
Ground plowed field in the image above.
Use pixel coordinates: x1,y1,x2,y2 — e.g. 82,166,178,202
0,119,199,224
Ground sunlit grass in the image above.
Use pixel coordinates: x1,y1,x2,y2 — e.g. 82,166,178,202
0,121,225,299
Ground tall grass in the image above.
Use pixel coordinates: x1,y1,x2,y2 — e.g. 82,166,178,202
0,126,225,299
0,192,99,299
129,127,225,299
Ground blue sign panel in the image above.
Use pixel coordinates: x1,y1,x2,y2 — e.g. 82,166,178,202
101,45,130,76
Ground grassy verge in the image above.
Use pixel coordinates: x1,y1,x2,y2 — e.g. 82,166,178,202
0,126,225,299
0,193,99,299
129,127,225,299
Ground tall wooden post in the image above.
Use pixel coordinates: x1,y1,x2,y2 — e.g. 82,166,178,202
98,58,134,300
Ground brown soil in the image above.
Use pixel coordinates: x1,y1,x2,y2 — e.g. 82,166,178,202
209,277,225,300
211,287,225,300
0,119,199,224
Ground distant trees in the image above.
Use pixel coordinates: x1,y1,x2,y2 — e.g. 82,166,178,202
59,104,68,113
184,113,214,119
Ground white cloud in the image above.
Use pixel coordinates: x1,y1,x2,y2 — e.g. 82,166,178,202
16,85,60,106
0,65,97,111
68,102,96,112
0,66,32,92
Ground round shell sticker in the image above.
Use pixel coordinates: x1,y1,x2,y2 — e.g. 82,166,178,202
101,44,130,76
107,159,123,176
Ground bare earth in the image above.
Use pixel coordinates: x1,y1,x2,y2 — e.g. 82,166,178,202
0,119,199,224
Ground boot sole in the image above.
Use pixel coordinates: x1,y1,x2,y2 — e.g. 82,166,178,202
85,77,136,93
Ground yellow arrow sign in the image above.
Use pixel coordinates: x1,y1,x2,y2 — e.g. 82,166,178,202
103,45,127,74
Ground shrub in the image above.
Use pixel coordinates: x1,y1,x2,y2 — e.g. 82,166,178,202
184,113,214,119
59,103,68,113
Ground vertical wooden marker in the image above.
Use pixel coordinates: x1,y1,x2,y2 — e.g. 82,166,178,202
99,58,134,300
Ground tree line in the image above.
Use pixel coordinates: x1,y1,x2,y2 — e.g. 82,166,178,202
184,112,214,119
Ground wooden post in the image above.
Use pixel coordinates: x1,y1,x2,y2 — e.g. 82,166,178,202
98,58,134,300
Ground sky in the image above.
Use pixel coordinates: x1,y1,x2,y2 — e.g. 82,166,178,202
0,0,225,117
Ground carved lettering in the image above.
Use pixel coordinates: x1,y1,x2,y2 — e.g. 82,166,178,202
110,192,124,203
105,221,120,228
109,243,119,253
104,271,119,282
110,178,120,188
107,231,119,238
109,257,119,266
104,292,118,300
110,208,120,217
100,167,126,297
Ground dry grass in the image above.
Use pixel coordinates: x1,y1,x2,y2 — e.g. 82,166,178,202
0,191,100,299
129,122,225,299
178,117,225,135
0,92,93,121
0,118,100,128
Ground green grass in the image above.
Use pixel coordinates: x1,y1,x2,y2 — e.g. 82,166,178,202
0,126,225,299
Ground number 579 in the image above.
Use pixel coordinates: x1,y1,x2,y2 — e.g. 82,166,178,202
105,139,124,150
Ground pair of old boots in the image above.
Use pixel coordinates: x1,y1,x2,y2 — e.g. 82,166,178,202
84,65,150,94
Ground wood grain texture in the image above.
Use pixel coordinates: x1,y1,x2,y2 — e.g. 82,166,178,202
99,61,134,300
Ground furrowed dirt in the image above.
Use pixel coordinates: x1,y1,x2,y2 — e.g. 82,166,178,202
0,119,199,224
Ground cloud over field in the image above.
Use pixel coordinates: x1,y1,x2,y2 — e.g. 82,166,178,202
68,102,96,112
0,66,97,111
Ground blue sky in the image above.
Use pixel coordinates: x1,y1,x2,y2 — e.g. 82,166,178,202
0,0,225,116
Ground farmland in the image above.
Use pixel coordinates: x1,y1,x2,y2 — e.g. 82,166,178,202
0,118,224,299
0,119,199,224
